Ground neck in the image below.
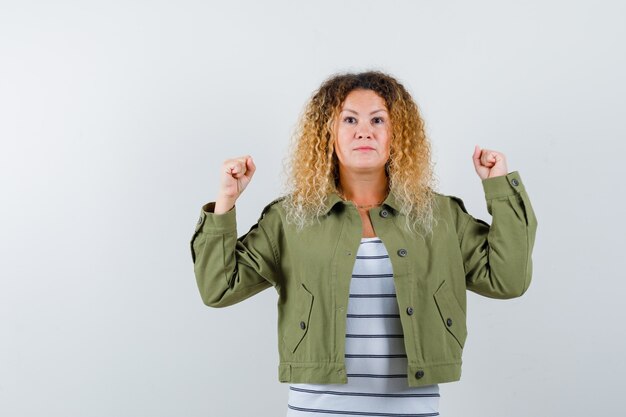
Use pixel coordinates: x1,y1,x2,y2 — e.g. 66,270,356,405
337,168,389,208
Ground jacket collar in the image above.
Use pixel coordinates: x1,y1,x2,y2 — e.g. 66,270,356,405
323,190,401,214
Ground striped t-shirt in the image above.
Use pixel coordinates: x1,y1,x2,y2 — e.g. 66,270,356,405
287,237,440,417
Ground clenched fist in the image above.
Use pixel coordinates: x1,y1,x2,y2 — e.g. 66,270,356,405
214,155,256,214
472,145,508,180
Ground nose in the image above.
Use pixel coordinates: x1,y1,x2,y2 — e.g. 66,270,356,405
356,121,373,139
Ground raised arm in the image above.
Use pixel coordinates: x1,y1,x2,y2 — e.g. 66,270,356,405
457,146,538,298
190,156,281,307
458,171,537,298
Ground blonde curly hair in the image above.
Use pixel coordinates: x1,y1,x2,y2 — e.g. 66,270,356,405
281,70,438,235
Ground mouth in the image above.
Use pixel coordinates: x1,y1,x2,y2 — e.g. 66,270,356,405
354,147,375,151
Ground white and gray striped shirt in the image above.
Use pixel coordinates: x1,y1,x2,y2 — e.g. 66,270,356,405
287,237,440,417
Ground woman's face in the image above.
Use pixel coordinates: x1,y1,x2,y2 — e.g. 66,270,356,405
334,89,391,175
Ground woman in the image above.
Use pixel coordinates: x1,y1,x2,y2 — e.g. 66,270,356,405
191,71,537,416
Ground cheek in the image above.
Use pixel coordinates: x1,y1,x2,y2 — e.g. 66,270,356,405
381,131,392,155
335,129,351,155
382,145,391,159
337,124,351,140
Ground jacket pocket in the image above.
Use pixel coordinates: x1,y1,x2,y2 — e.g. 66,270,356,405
433,280,468,349
284,283,315,353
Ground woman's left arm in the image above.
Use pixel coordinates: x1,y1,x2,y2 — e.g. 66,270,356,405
459,146,538,298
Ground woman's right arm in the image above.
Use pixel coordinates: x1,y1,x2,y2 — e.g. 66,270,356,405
190,156,281,307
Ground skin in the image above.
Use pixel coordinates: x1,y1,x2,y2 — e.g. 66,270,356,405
333,89,392,237
214,154,256,214
213,90,509,221
473,144,508,179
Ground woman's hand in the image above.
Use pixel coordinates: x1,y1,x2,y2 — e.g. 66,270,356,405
472,145,508,180
214,155,256,214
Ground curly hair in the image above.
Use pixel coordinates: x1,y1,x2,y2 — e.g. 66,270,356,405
281,70,438,235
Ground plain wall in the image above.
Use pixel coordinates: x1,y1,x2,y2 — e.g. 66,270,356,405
1,0,625,416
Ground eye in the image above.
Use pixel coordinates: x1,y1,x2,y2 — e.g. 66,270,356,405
372,117,385,124
343,116,357,124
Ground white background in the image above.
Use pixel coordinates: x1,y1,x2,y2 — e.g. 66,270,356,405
1,1,625,416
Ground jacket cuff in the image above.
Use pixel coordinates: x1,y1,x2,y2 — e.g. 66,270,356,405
481,171,526,199
194,202,237,233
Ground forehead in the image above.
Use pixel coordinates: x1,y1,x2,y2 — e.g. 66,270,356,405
341,89,388,111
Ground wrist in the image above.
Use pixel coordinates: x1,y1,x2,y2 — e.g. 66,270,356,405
214,195,237,214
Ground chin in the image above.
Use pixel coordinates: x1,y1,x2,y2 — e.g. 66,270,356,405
349,163,386,172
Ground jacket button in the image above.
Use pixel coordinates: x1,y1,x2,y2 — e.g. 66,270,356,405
397,248,407,257
406,307,414,316
446,318,453,327
197,216,203,225
380,209,389,218
511,178,519,186
300,321,306,330
415,370,425,379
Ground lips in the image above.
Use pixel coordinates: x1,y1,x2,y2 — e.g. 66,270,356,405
354,147,375,151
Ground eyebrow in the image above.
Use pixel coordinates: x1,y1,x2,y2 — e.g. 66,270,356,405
342,108,388,115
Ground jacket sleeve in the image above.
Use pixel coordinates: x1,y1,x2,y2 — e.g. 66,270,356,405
190,201,281,307
456,171,538,299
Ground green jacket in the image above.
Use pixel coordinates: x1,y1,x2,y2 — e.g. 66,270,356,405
190,171,537,387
